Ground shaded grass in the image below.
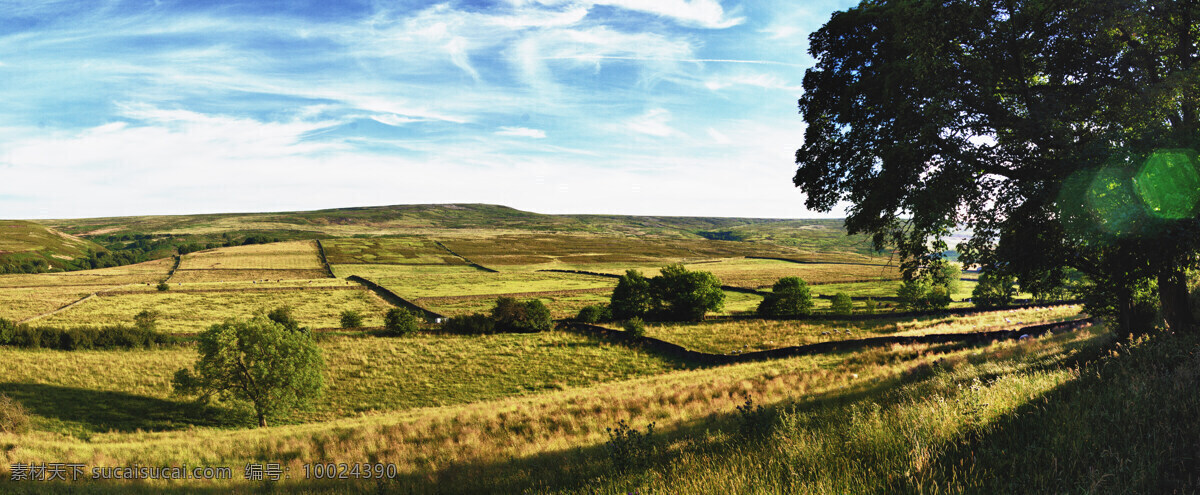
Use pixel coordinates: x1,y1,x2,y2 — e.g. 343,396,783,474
322,237,465,265
0,258,173,288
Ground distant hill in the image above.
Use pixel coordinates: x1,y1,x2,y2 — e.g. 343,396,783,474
28,203,887,260
0,220,105,272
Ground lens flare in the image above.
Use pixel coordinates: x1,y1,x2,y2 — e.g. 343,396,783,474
1086,166,1144,236
1133,149,1200,220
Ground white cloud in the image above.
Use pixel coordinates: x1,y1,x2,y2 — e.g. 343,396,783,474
706,127,731,144
626,108,679,137
593,0,744,29
496,126,547,138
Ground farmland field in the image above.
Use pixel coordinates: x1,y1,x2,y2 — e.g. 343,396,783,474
168,268,331,283
177,240,325,270
34,289,393,333
321,238,465,265
0,257,173,288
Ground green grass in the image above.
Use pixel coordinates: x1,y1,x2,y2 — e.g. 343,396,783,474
0,220,104,270
0,331,683,438
335,264,616,299
34,289,393,333
0,257,172,288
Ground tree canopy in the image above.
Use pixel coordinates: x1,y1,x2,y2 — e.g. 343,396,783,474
795,0,1199,335
756,276,814,317
172,316,325,427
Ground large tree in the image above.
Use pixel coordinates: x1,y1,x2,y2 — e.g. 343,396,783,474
794,0,1199,336
173,316,325,427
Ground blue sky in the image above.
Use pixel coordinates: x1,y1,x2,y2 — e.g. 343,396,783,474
0,0,858,219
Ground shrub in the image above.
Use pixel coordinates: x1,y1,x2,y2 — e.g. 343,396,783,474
383,307,419,336
340,310,364,329
622,317,646,337
756,276,814,317
490,297,552,332
864,298,878,314
0,324,174,351
442,313,496,335
604,419,656,473
134,310,160,332
156,282,170,291
972,270,1018,308
575,304,611,324
266,306,302,332
0,318,15,345
830,292,854,316
735,397,771,438
0,394,31,434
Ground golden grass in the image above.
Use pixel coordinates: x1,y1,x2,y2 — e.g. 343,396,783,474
0,325,1109,492
641,305,1085,354
322,238,464,265
35,289,393,333
0,286,97,321
168,269,330,283
177,241,324,270
334,264,615,299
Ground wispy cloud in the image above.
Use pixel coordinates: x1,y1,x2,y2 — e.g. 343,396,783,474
0,0,860,219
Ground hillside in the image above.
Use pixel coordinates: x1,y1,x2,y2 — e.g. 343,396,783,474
0,221,104,273
34,204,888,259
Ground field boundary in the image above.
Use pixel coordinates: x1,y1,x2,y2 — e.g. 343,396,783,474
562,317,1098,365
346,275,445,320
744,255,897,268
19,293,97,324
95,285,366,296
314,240,336,278
163,255,181,283
704,300,1085,322
433,241,499,273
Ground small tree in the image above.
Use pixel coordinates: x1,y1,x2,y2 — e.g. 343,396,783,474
972,271,1018,308
442,313,495,335
610,270,653,320
156,282,170,292
897,279,932,311
172,316,324,428
830,293,853,316
622,317,646,337
339,310,364,329
491,297,552,332
756,276,814,317
863,298,878,315
575,304,611,324
383,307,419,336
650,264,725,321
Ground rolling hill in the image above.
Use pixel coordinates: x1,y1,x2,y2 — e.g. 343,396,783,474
0,221,105,272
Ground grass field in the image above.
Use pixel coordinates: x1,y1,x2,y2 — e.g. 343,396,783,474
0,332,683,438
0,220,104,269
34,289,393,333
0,286,96,322
637,305,1085,354
0,257,172,288
322,238,465,265
334,264,616,299
4,322,1164,493
177,241,324,270
168,268,331,283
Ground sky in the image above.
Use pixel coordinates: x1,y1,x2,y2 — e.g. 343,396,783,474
0,0,859,220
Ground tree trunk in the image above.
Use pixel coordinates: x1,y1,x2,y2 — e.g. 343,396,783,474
258,412,267,428
1116,285,1134,341
1158,265,1195,333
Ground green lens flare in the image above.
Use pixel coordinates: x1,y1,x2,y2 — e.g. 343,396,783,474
1133,149,1200,220
1086,167,1144,235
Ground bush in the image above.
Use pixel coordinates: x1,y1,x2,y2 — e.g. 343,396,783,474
622,317,646,337
864,298,878,314
491,297,552,332
0,394,31,434
0,323,174,350
0,318,15,345
340,310,364,329
972,270,1018,308
756,276,814,317
735,397,771,438
383,307,419,336
604,419,656,473
134,309,159,332
266,306,302,332
442,313,496,335
156,282,170,291
830,292,854,316
575,304,612,324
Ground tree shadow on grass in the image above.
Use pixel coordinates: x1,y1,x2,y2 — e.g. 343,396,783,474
0,382,250,435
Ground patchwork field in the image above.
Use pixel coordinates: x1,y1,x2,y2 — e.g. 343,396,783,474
33,289,392,333
0,257,173,288
177,240,325,270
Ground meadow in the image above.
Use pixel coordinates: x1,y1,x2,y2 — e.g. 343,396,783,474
1,207,1185,493
34,289,393,333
